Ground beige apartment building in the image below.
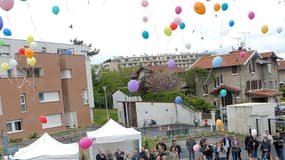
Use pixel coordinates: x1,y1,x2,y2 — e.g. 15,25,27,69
0,38,94,139
103,52,214,71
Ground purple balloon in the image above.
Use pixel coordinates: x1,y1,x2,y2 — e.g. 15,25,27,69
79,137,93,149
168,60,176,69
128,80,139,92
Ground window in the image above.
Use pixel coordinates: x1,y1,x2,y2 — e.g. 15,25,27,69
220,74,223,84
267,64,272,73
42,114,62,129
82,89,89,104
22,67,43,78
38,91,60,103
214,76,220,88
0,96,2,116
41,47,47,53
258,80,262,89
61,69,72,79
0,45,10,56
232,66,238,74
268,81,273,89
20,93,27,112
203,84,208,95
6,120,23,133
249,59,256,73
246,81,250,91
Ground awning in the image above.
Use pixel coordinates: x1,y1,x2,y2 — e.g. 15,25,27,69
209,84,240,95
246,89,282,97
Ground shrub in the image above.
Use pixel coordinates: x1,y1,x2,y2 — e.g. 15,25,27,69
28,132,38,139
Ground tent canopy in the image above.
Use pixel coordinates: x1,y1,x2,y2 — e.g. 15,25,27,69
13,133,79,160
87,119,141,144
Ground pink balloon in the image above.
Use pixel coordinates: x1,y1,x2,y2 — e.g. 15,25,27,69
248,11,255,20
79,137,93,149
0,0,14,11
240,51,247,59
142,16,148,23
174,17,181,25
193,144,201,152
141,0,148,7
175,6,182,14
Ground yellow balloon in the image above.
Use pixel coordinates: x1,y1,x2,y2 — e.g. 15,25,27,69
216,119,223,127
1,63,9,71
27,35,34,44
261,25,269,34
164,27,172,36
27,57,37,66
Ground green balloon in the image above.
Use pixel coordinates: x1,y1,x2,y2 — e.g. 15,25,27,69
0,39,4,46
164,27,172,36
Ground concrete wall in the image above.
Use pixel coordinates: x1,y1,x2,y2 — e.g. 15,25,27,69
227,103,275,135
135,102,196,128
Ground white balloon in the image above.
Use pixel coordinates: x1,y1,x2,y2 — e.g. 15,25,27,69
9,59,17,68
251,129,257,136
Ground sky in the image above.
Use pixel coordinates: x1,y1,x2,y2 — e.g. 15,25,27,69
1,0,285,64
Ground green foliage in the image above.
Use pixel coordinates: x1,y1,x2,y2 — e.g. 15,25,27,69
93,109,118,125
143,137,157,150
190,96,212,112
10,138,23,143
92,66,138,108
28,132,38,139
280,87,285,97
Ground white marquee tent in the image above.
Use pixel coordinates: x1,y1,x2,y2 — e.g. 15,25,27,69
87,119,142,160
13,132,79,160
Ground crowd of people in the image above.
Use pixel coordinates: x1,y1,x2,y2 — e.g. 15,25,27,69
95,130,284,160
185,130,284,160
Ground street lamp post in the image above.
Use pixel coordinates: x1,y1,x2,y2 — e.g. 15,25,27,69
102,86,109,120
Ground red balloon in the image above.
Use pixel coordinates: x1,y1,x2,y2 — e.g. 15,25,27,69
170,22,177,30
39,115,47,124
18,48,25,55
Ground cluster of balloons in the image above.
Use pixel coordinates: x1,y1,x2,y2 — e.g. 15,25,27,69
141,0,149,40
1,36,37,72
194,2,229,15
163,5,186,37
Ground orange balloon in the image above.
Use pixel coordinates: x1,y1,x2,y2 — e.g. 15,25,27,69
216,119,223,127
214,3,220,12
25,48,34,58
194,2,206,15
261,25,269,34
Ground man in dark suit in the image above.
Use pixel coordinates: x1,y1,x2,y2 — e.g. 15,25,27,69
223,134,231,160
114,148,125,160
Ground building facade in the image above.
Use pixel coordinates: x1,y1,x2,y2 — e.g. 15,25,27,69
103,52,213,71
0,38,94,139
190,50,282,123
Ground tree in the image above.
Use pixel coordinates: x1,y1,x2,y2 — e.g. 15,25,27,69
184,68,214,96
87,48,100,58
141,71,181,92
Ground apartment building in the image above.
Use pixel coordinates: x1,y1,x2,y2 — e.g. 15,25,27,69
0,38,94,139
103,52,213,71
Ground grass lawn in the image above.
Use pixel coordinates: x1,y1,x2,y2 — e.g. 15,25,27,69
93,108,118,125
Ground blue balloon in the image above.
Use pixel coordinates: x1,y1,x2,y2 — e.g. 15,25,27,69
0,16,3,31
175,96,182,104
221,3,228,11
212,56,223,68
220,89,227,97
179,22,186,30
229,20,234,27
3,28,12,36
142,31,149,39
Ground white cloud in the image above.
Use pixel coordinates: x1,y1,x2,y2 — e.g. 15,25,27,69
0,0,285,64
